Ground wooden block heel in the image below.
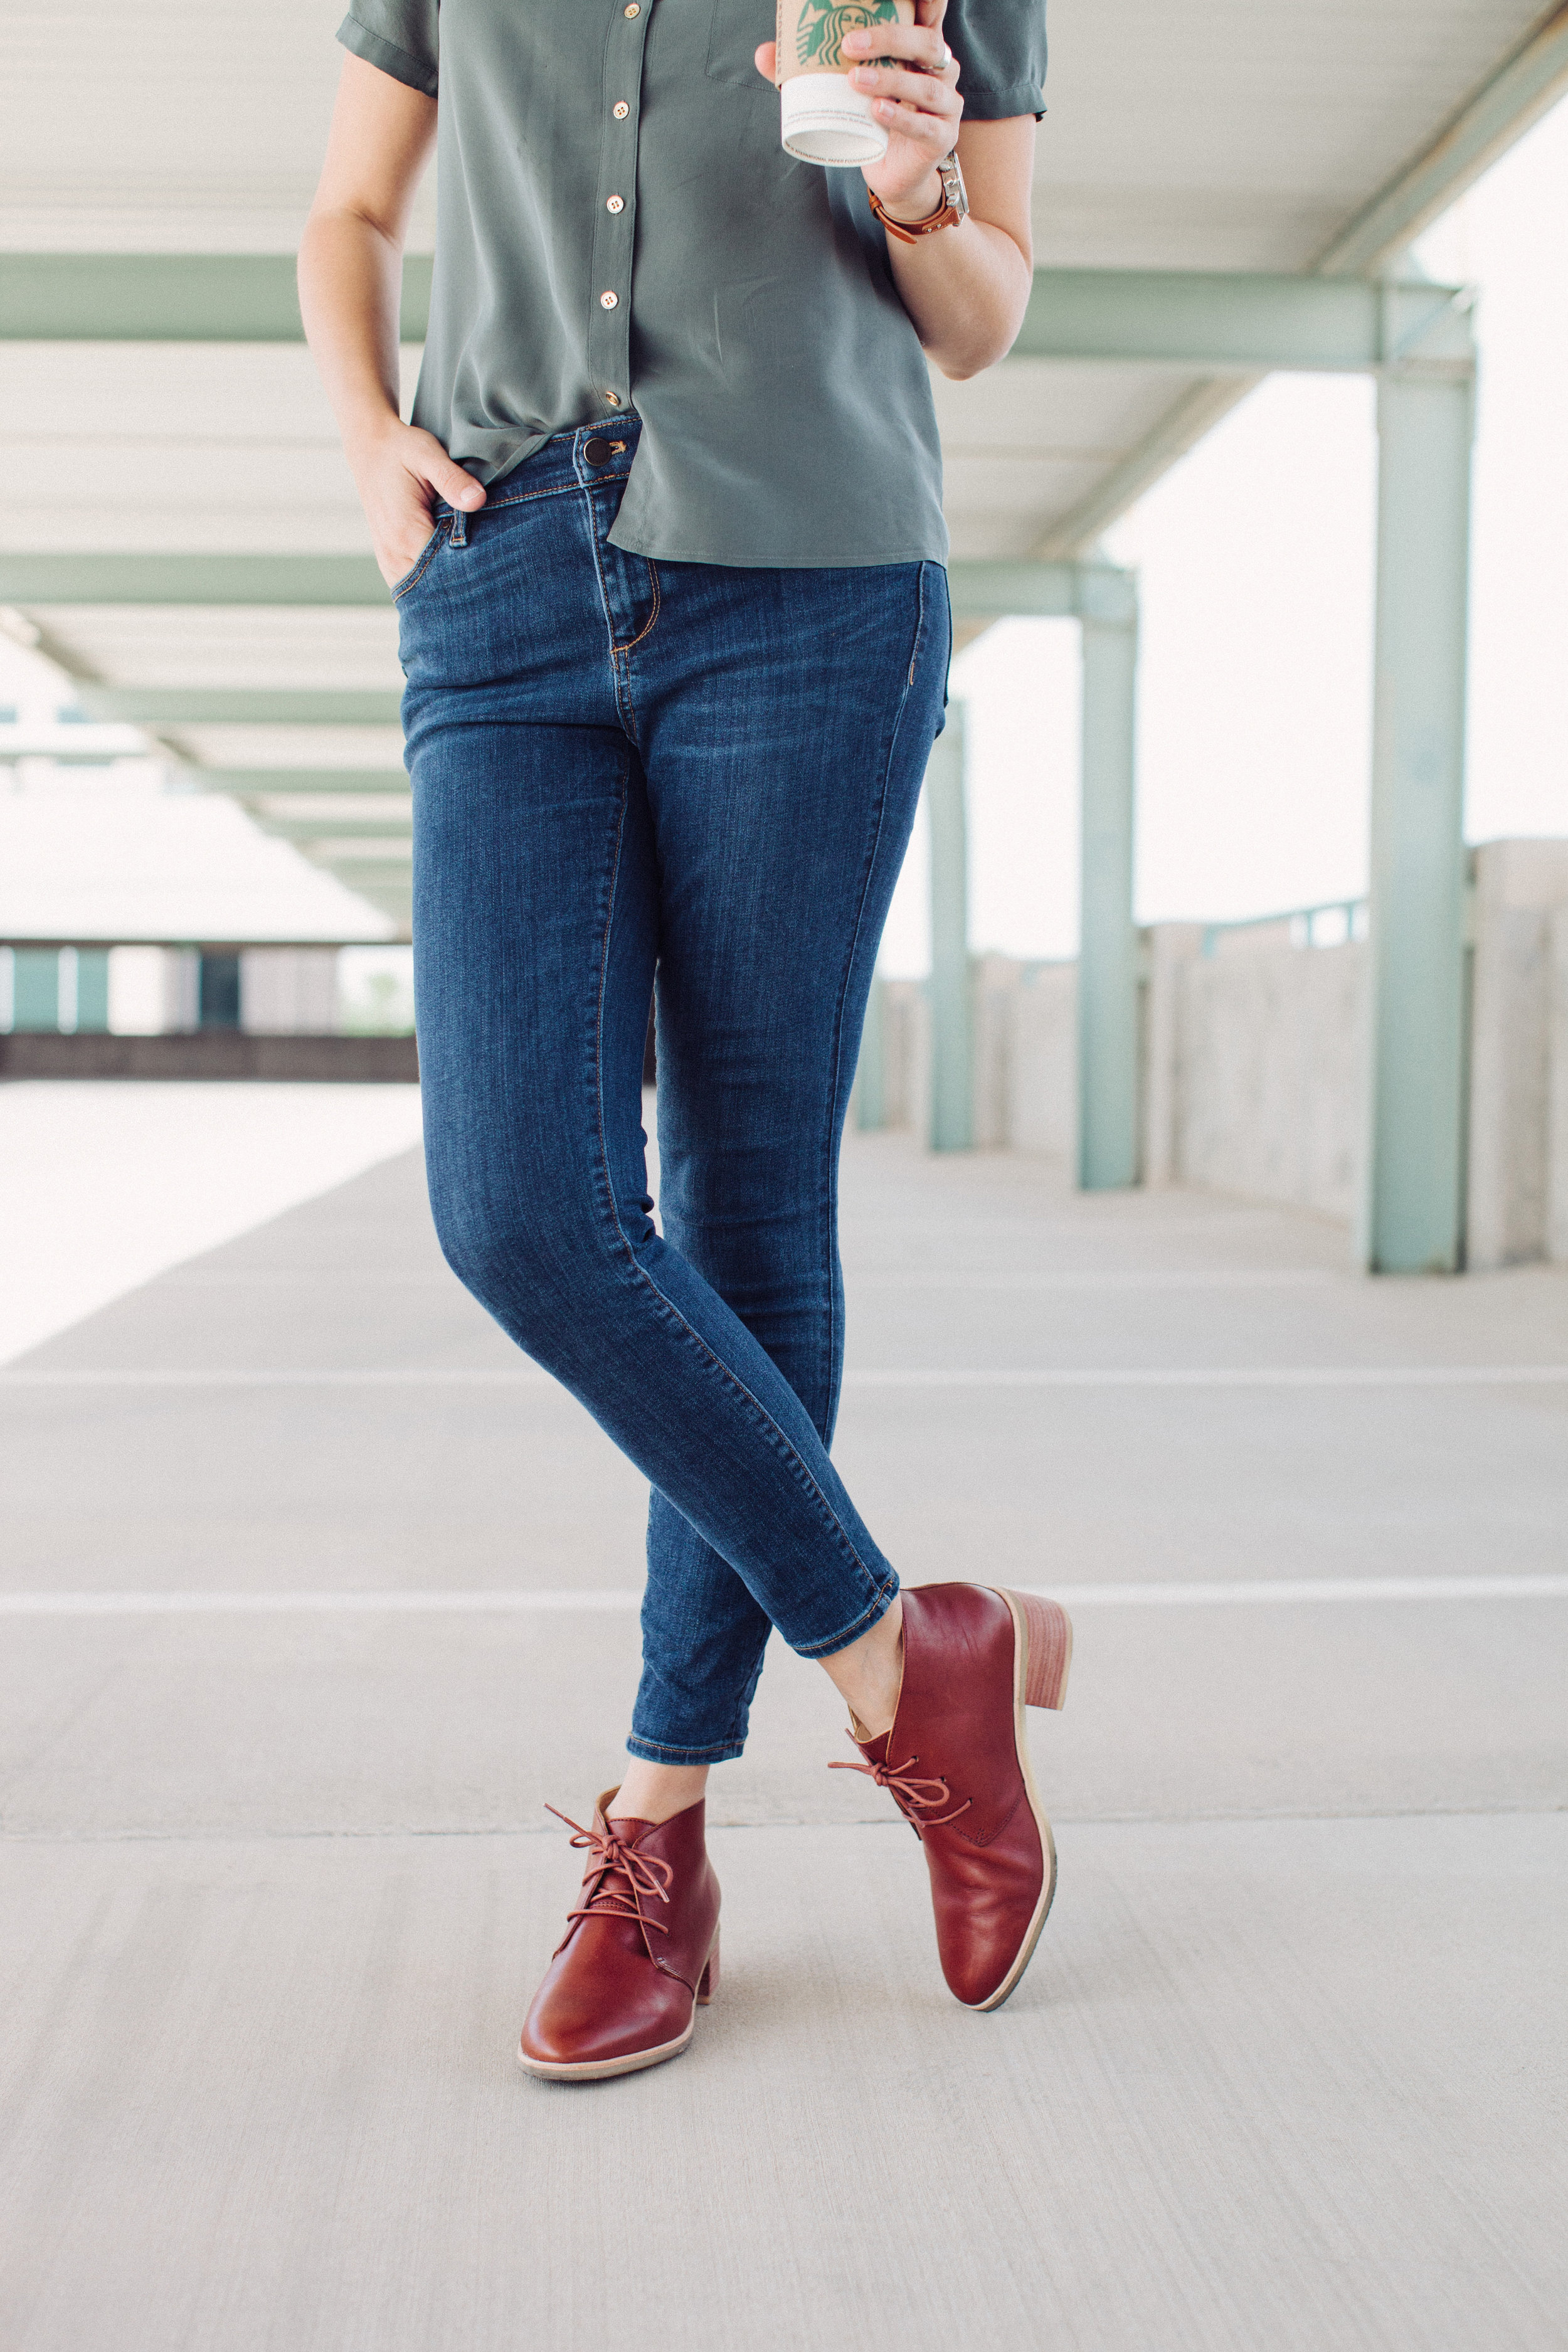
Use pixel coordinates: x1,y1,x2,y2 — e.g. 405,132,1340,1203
696,1936,719,2005
1007,1589,1073,1710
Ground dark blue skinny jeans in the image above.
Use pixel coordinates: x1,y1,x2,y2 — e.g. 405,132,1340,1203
400,415,949,1762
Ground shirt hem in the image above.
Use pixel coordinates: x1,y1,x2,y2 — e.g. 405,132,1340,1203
336,14,438,99
960,80,1047,121
605,529,948,570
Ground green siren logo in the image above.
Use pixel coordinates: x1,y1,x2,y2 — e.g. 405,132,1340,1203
791,1,903,73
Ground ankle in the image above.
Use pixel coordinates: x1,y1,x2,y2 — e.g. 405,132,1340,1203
609,1759,709,1827
822,1596,904,1742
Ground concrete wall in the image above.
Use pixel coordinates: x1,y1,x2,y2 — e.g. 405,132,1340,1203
863,837,1568,1266
1466,840,1568,1269
100,945,344,1036
1172,933,1366,1221
240,948,339,1035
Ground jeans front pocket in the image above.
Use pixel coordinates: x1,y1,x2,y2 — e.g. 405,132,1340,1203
390,516,450,604
705,0,776,88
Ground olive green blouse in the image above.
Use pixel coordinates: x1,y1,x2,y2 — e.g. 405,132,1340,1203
337,0,1046,568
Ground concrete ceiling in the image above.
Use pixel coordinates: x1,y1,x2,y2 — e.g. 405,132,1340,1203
3,0,1566,931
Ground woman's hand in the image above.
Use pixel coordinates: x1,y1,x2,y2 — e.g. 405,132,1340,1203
752,3,961,224
842,0,962,221
300,55,486,593
347,414,486,591
758,4,1036,383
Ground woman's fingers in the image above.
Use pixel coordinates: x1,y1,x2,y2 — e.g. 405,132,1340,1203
351,423,486,587
753,40,776,80
848,60,959,115
410,432,486,511
840,19,951,74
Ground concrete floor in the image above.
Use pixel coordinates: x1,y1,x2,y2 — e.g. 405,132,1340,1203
2,1116,1565,2349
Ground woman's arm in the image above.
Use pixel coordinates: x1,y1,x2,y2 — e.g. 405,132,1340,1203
298,54,485,588
755,1,1034,382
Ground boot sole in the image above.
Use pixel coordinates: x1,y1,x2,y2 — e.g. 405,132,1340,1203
517,1937,719,2082
961,1588,1073,2014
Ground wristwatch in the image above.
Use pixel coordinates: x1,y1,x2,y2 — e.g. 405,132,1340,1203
868,150,969,243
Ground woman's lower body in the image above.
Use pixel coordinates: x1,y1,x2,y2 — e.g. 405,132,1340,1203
400,416,1072,2077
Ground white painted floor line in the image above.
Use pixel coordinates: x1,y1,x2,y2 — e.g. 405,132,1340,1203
3,1574,1565,1616
160,1268,1338,1294
850,1270,1337,1292
4,1364,1567,1391
850,1366,1568,1389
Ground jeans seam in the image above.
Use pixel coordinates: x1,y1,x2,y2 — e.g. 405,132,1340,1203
587,765,893,1628
475,479,590,517
585,492,637,742
616,556,660,655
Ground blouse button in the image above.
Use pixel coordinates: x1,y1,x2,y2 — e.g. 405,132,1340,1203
623,4,640,14
602,391,623,406
612,100,630,119
606,195,625,214
600,290,619,309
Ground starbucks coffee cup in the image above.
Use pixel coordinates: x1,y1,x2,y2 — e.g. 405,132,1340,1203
776,0,915,167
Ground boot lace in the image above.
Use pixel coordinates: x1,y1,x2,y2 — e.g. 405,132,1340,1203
546,1806,674,1942
829,1745,973,1830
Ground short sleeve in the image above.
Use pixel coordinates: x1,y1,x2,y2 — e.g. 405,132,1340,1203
946,0,1047,120
337,3,439,99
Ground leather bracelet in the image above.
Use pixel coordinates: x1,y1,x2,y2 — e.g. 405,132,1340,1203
867,151,969,243
867,181,958,243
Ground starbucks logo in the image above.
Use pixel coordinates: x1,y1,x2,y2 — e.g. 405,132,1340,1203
793,2,902,73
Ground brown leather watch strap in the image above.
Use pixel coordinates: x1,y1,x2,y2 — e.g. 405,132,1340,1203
867,183,961,243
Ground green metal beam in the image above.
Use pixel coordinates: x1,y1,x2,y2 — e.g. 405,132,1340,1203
186,766,409,793
9,554,1126,623
1033,5,1559,557
76,691,403,725
1313,3,1568,275
1015,272,1466,374
4,252,1476,374
0,554,387,606
949,559,1137,625
259,815,411,843
0,253,433,342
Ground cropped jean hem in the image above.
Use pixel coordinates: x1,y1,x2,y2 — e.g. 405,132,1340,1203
790,1573,901,1661
624,1732,750,1766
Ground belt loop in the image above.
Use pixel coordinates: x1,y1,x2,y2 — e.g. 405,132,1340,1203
448,504,469,549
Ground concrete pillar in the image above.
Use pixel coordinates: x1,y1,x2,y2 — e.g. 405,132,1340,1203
75,948,111,1033
856,973,886,1131
11,946,60,1031
926,704,972,1151
1361,350,1475,1272
1078,606,1140,1188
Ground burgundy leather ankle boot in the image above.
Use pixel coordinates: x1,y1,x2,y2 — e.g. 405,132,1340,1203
519,1789,721,2081
831,1584,1072,2011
